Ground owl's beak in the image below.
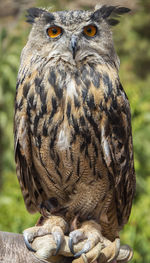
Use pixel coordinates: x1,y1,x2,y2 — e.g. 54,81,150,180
70,35,78,60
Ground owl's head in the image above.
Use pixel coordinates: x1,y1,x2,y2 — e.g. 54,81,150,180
24,6,130,69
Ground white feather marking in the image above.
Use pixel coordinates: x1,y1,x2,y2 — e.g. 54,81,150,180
57,128,69,150
101,126,111,165
66,78,77,98
103,138,110,158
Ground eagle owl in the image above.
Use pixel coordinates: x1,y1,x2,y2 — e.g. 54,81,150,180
14,5,136,262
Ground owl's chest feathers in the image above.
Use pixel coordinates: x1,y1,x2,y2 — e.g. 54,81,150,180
18,63,119,192
32,61,118,113
21,63,117,148
27,64,115,144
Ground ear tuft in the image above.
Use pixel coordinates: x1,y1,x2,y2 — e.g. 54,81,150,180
26,8,46,24
107,19,120,26
99,5,117,19
113,7,131,15
92,5,131,26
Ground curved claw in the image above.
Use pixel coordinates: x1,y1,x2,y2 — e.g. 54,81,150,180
23,233,36,252
68,237,75,255
74,248,87,258
74,243,90,258
74,240,91,258
53,237,62,256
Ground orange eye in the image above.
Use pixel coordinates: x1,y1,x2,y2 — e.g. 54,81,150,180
47,26,62,38
83,25,97,37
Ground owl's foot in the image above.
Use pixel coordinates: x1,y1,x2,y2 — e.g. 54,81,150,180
30,234,132,263
68,220,104,258
68,220,123,262
72,238,121,263
74,242,133,263
117,244,133,263
23,215,68,256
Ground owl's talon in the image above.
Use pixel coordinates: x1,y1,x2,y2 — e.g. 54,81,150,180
68,236,90,257
74,240,92,258
23,232,36,252
69,221,102,259
23,216,68,257
74,247,89,258
69,237,76,255
53,233,63,255
117,244,133,262
69,228,86,256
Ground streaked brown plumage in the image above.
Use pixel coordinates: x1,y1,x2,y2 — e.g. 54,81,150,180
14,5,136,260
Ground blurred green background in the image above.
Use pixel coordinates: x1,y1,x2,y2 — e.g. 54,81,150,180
0,0,150,262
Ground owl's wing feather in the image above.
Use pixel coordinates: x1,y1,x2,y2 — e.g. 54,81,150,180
100,82,135,227
14,113,41,213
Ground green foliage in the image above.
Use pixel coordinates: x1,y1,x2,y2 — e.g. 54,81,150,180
0,23,28,173
121,178,150,263
0,0,150,262
0,171,39,233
